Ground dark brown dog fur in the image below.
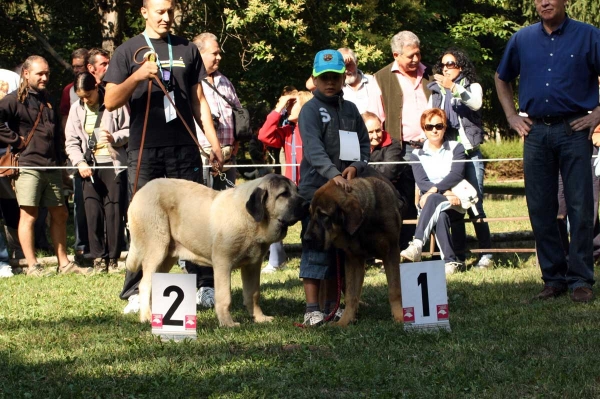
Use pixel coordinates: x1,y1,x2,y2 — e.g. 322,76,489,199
304,174,404,326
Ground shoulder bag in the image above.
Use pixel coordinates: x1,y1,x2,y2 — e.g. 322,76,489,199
0,104,44,178
204,79,252,142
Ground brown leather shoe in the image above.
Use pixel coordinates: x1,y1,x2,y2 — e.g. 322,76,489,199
533,285,567,300
571,287,594,303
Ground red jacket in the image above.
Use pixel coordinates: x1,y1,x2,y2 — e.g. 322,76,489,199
258,111,303,185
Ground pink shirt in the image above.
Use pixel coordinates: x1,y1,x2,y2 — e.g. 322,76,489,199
391,62,427,142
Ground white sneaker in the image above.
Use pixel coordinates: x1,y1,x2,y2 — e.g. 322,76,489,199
475,254,493,269
123,294,140,314
197,287,215,308
445,262,463,275
302,310,324,327
261,262,286,274
0,264,14,278
401,241,422,262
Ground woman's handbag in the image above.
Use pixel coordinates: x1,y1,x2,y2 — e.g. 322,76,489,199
451,179,479,215
0,104,44,178
203,79,252,142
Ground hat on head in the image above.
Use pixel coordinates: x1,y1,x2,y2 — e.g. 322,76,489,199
312,49,346,77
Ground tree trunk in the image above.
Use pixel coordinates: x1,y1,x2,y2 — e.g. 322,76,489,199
97,0,123,54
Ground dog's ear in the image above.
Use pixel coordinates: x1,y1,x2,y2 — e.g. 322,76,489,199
342,197,364,235
246,187,268,222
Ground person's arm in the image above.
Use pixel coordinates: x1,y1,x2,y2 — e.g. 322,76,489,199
298,104,340,180
571,106,600,138
191,82,223,166
0,95,24,147
411,152,434,193
454,82,483,111
64,105,92,178
495,72,532,137
258,111,287,149
108,106,130,147
104,60,158,111
435,143,467,192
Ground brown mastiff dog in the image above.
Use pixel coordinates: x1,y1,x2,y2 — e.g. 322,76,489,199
126,174,307,327
304,171,404,326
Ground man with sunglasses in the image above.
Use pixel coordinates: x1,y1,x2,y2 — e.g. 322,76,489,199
374,31,433,249
495,0,600,303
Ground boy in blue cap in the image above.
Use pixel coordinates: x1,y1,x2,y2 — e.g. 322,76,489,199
298,49,370,326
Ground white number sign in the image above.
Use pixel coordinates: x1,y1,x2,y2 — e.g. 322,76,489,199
151,273,197,340
400,260,451,332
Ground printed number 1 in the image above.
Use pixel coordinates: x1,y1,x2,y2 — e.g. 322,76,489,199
417,273,430,317
163,286,184,326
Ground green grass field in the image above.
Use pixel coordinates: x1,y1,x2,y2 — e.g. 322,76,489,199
2,180,599,398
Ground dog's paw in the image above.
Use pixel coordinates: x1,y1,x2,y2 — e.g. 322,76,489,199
220,321,241,328
254,315,274,323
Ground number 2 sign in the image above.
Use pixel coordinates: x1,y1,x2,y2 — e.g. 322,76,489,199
400,260,451,332
151,273,197,340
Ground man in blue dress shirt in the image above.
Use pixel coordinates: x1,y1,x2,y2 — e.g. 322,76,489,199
495,0,600,302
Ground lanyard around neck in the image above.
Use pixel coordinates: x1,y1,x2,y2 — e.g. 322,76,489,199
142,31,173,81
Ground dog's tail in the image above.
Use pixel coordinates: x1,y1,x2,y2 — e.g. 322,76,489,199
125,242,142,273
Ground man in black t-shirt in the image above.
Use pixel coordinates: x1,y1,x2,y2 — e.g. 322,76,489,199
104,0,223,314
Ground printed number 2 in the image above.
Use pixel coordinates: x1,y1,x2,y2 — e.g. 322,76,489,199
163,286,184,326
417,273,430,317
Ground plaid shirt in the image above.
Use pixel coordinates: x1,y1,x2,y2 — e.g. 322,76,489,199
196,71,241,147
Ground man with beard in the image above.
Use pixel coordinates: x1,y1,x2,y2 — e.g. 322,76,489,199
0,56,93,276
338,47,383,117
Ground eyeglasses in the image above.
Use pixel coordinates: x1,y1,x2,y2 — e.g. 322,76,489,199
368,128,382,134
441,61,458,69
424,123,445,131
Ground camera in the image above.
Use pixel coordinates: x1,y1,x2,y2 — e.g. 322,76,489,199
88,138,97,151
211,113,220,128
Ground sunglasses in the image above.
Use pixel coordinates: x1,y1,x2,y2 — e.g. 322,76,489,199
440,61,458,69
424,123,445,131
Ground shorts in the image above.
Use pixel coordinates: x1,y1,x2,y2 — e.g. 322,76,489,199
14,169,64,207
298,217,342,280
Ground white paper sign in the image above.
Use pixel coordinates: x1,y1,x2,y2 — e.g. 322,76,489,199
151,273,197,340
400,260,451,332
338,130,360,161
164,91,177,123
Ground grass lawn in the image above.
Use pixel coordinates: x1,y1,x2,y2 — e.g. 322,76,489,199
3,180,599,398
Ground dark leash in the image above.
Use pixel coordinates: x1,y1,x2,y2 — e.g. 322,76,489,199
131,47,223,196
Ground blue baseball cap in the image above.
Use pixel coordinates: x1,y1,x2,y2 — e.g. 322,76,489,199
312,49,346,77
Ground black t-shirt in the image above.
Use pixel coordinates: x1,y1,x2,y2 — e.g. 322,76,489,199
104,34,205,151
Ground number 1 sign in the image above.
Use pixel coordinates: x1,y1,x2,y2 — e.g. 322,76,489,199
400,260,451,332
151,273,197,341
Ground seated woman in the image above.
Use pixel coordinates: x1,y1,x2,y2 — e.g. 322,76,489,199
400,108,467,275
257,90,312,274
65,72,129,273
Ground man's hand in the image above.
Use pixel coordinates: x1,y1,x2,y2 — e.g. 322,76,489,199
341,166,357,180
133,60,159,82
77,162,93,179
570,108,600,139
210,147,224,173
332,175,352,193
433,74,454,90
507,114,532,137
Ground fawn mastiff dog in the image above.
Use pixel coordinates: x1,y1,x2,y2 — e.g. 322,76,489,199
304,171,404,326
126,174,307,327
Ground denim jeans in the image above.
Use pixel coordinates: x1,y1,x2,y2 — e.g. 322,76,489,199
0,230,9,266
524,120,594,290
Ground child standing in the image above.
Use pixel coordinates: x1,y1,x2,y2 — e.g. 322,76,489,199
298,49,370,326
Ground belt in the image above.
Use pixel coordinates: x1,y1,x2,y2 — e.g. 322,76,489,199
404,140,424,149
531,112,587,126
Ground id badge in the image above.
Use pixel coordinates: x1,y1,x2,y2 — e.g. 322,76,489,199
339,130,360,161
164,91,176,123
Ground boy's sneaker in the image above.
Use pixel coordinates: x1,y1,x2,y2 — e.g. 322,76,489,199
261,262,286,274
123,294,140,314
58,261,93,275
445,262,463,275
27,263,54,277
93,258,108,274
401,241,422,262
303,311,325,327
475,254,493,269
197,287,215,308
0,264,14,278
